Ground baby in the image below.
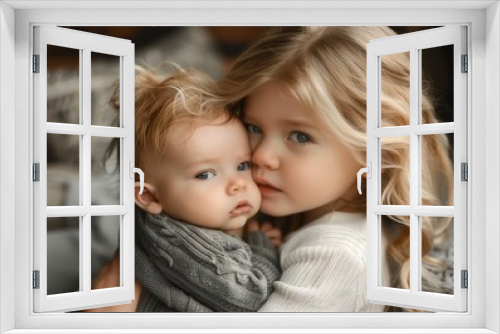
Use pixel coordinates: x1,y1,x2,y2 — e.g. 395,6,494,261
90,67,281,312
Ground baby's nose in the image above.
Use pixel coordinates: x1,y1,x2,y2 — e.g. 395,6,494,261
228,176,247,195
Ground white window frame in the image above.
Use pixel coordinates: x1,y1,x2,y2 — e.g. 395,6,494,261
32,25,136,313
0,1,498,333
366,26,468,312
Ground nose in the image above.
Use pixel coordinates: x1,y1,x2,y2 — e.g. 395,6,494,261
251,139,280,170
227,175,247,195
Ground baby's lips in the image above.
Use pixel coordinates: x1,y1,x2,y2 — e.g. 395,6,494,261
229,200,253,217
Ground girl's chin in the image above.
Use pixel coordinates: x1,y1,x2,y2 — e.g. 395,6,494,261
260,201,296,217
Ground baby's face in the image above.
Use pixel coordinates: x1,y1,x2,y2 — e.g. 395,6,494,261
150,117,261,233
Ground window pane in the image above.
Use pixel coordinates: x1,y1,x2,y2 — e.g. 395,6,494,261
91,216,121,290
381,215,410,290
91,137,120,206
421,45,454,124
380,52,410,127
421,134,454,206
380,136,410,205
421,216,454,295
47,217,80,295
47,44,80,124
91,52,121,127
47,134,80,206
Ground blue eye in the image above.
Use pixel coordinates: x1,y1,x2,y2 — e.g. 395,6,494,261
237,161,251,171
195,171,215,180
290,131,311,144
245,123,262,134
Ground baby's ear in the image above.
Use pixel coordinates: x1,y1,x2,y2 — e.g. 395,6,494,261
135,182,162,214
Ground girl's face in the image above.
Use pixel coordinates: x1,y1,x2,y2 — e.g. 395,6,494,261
244,81,362,222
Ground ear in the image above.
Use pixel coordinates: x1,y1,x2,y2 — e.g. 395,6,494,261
135,182,162,215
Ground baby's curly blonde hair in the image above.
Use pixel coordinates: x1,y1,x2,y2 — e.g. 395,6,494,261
106,66,235,177
214,26,454,308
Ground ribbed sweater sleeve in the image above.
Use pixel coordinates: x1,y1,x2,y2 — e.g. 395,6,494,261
136,209,281,312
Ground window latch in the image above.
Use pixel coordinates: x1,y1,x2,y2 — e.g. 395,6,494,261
357,162,371,195
130,162,144,194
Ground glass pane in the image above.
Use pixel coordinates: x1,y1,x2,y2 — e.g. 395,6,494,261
380,52,410,127
381,215,410,290
421,216,454,295
91,52,121,127
421,45,454,124
421,134,454,206
380,136,410,205
47,217,80,295
91,216,121,290
47,134,80,206
47,44,80,124
91,137,120,206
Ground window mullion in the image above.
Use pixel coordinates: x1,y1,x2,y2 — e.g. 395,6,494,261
81,47,92,294
409,47,420,294
374,123,455,137
416,48,424,292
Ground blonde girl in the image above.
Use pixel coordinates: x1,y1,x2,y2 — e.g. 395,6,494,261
214,26,453,312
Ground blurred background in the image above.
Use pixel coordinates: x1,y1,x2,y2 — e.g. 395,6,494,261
46,26,454,303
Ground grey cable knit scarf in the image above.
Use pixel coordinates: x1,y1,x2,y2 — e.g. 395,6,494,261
134,207,281,312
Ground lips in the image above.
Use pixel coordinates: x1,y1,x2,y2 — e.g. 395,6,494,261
254,177,282,194
229,200,253,217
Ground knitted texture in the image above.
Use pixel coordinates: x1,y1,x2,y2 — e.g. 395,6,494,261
258,211,389,312
135,207,281,312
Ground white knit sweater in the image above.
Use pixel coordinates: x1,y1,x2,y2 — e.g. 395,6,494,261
259,211,389,312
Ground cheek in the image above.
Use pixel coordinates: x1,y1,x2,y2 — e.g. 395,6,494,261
284,155,351,202
247,181,262,207
169,184,226,226
285,158,334,189
182,185,217,209
186,182,233,213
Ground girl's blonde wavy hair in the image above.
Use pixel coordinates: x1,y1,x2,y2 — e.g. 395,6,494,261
214,26,454,309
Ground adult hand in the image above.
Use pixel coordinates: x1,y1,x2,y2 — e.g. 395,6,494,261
83,250,142,312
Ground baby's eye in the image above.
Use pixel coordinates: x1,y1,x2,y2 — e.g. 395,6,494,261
195,171,216,180
290,131,312,144
245,123,262,134
237,161,251,171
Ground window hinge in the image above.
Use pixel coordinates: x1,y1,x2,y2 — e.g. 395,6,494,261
461,270,468,289
33,270,40,289
33,54,40,73
461,54,468,73
461,162,468,181
33,163,40,182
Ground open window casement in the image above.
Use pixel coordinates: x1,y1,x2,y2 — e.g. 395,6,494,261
364,26,467,312
33,26,136,312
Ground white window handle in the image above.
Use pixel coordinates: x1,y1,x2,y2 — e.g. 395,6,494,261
129,162,144,194
357,162,371,195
